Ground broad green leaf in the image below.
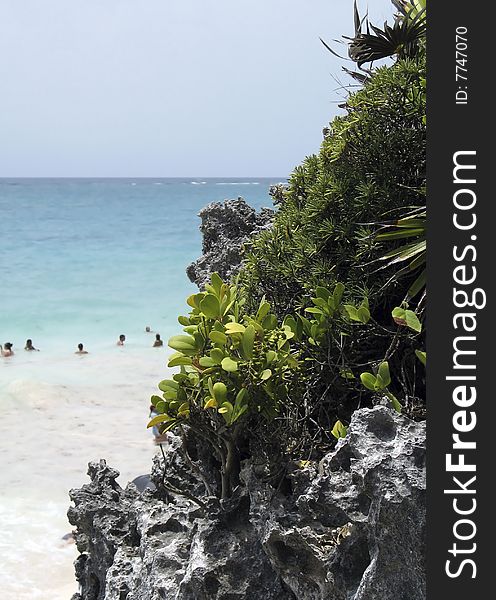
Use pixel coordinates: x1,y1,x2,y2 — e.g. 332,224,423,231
241,324,256,360
331,420,348,439
405,310,422,333
234,388,248,408
158,379,179,392
187,293,204,309
261,369,272,381
266,350,277,363
225,322,246,334
357,306,370,324
151,395,162,407
200,294,221,319
315,286,331,301
168,355,193,367
209,330,227,345
343,304,360,321
210,272,223,295
210,348,224,364
305,307,324,315
199,356,215,368
147,413,174,428
360,372,377,391
339,369,355,380
212,382,228,403
168,335,198,355
178,315,190,326
333,282,345,305
377,362,391,387
262,314,278,330
256,300,271,322
155,400,166,413
221,357,238,372
387,392,402,414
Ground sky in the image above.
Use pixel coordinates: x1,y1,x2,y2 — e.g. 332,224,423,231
0,0,392,177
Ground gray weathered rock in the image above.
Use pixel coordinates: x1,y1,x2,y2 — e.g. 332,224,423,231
186,198,274,289
68,407,425,599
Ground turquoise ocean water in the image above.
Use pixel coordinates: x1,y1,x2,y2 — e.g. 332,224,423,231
0,178,280,367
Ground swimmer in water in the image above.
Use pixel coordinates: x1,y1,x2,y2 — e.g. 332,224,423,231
0,342,14,357
75,343,88,354
117,334,126,346
145,326,152,333
25,339,39,351
153,333,163,347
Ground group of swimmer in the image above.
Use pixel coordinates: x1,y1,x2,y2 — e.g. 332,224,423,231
1,326,164,358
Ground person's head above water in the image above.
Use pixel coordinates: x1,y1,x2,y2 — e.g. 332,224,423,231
4,342,13,350
78,343,83,351
25,339,34,350
119,334,125,342
145,326,151,333
155,333,161,341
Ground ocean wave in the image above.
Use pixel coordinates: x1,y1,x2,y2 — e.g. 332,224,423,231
190,181,207,185
215,182,260,185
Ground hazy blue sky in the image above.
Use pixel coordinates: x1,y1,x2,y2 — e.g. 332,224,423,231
0,0,391,177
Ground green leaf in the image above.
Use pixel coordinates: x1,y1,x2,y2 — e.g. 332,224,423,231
256,300,271,322
178,315,190,326
377,362,391,387
360,372,377,391
147,413,174,428
209,330,227,345
151,395,162,407
262,314,278,330
199,356,215,368
357,306,370,324
343,304,360,321
266,350,277,363
241,324,256,360
387,392,402,414
212,382,228,404
221,357,238,372
405,310,422,333
331,420,348,439
305,307,324,315
225,322,246,335
168,335,198,355
187,293,204,309
200,294,221,319
158,379,179,392
168,355,193,367
315,286,331,301
415,350,426,366
339,369,355,380
234,387,248,408
209,348,224,365
261,369,272,381
333,282,345,305
210,272,223,295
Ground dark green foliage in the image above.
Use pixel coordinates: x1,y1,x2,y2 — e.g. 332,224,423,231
241,56,426,317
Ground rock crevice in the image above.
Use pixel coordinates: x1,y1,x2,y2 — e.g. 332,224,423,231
69,407,425,600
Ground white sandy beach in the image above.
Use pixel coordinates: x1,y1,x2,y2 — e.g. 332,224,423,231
0,348,171,599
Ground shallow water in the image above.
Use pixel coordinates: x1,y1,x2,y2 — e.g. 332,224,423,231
0,178,280,599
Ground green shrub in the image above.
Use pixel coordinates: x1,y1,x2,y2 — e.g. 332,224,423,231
149,273,301,499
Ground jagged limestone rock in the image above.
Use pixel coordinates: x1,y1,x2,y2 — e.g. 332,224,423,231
68,407,425,599
186,198,274,289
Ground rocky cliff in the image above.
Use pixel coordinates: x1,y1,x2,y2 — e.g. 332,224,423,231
186,198,274,290
68,407,425,600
